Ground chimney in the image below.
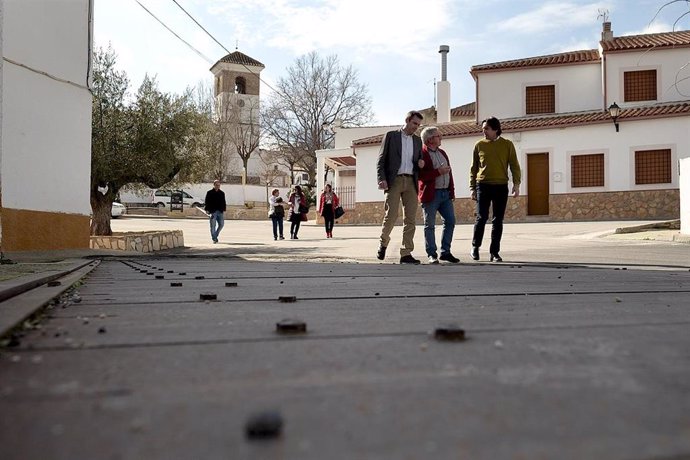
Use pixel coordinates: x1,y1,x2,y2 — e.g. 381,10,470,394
437,45,451,124
601,21,613,41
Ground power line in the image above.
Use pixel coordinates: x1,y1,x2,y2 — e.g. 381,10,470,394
169,0,281,95
171,0,230,54
134,0,214,64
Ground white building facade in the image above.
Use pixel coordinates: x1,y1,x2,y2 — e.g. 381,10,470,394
1,0,93,251
320,23,690,225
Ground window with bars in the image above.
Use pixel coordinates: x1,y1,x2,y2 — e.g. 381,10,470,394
571,154,605,188
624,70,657,102
526,85,555,114
635,149,671,184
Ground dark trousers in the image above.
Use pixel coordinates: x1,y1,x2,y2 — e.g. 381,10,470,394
323,203,334,233
271,215,284,239
472,183,509,254
290,215,301,237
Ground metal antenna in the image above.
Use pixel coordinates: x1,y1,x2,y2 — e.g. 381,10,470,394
597,8,609,23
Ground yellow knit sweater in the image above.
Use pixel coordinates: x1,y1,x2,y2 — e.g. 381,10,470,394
469,137,521,190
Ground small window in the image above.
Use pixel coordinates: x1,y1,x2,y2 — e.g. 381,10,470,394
635,149,671,184
235,77,246,94
526,85,555,115
624,70,657,102
155,190,171,197
571,154,604,188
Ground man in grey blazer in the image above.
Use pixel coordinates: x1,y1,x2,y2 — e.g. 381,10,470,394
376,110,424,264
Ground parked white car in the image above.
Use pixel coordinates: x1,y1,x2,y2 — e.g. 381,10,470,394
151,190,204,208
111,202,126,218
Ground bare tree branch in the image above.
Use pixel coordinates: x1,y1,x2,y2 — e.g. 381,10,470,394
262,51,373,186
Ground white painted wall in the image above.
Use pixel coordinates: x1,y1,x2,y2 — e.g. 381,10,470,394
355,116,690,202
315,125,398,200
119,184,291,207
476,63,602,121
680,157,690,235
336,174,356,190
1,0,92,215
605,48,690,107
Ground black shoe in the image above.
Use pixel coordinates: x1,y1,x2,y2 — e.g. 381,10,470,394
490,253,502,262
376,246,387,260
400,255,421,265
470,247,479,261
439,253,460,263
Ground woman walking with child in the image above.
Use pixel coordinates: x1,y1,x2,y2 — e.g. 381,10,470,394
318,184,340,238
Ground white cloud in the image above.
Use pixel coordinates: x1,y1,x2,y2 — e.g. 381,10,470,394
206,0,456,57
621,20,674,36
496,2,611,34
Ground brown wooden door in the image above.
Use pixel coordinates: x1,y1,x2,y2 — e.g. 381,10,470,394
527,153,549,216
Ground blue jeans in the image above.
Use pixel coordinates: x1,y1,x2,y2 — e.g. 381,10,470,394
472,183,508,254
209,211,224,242
421,189,456,257
271,215,284,239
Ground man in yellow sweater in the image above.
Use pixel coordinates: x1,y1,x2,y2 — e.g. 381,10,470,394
469,117,521,262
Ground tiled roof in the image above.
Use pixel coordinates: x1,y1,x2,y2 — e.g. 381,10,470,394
215,51,265,68
601,30,690,52
471,49,600,74
451,102,475,117
352,102,690,147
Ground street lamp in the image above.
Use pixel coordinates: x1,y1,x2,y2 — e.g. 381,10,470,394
608,102,621,132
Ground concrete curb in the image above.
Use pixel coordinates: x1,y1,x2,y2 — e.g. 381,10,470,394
614,219,680,233
0,260,99,337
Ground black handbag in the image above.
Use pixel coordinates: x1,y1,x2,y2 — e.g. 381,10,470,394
298,204,310,214
334,206,345,219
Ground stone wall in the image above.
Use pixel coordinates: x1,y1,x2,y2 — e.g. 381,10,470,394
349,198,520,225
348,189,679,224
549,189,679,221
90,230,184,252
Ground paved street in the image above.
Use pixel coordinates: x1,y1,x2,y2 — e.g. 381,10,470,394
111,217,690,268
0,219,689,459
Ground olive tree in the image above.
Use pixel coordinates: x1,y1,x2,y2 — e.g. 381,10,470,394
90,47,204,236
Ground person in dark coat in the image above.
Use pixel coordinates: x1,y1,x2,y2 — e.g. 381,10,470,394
204,180,227,243
375,110,425,264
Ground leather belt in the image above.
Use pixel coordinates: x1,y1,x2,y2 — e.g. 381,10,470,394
397,174,413,177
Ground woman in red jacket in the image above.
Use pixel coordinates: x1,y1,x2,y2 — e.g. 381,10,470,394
318,184,340,238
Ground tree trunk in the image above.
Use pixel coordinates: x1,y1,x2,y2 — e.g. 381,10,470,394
90,188,113,236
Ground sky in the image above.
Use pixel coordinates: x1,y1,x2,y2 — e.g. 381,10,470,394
94,0,690,126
